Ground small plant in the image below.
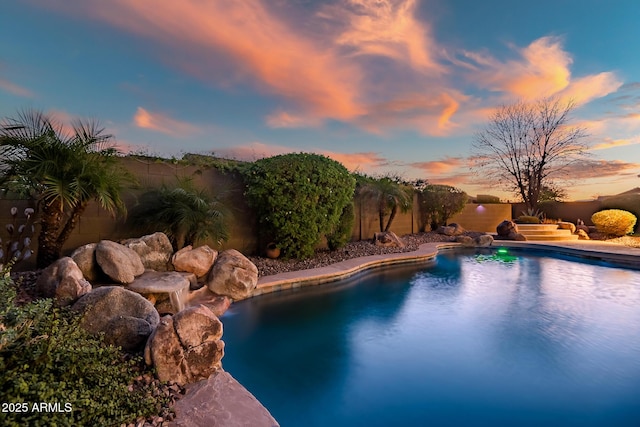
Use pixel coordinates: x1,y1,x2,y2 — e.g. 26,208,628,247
130,177,229,250
521,208,545,220
591,209,637,236
515,215,541,224
0,206,35,271
0,271,171,426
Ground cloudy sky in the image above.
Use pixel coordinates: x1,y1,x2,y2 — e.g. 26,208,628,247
1,0,639,200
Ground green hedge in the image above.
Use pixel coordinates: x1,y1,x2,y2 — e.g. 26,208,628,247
243,153,355,259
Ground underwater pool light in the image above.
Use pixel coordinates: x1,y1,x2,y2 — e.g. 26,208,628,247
497,248,509,255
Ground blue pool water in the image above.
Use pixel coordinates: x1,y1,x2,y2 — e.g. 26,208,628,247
221,250,640,427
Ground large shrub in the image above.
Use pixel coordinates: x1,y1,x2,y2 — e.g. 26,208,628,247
0,271,169,426
418,184,468,231
244,153,355,259
591,209,637,236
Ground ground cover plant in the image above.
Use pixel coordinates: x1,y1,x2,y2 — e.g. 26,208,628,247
244,153,355,259
0,269,172,427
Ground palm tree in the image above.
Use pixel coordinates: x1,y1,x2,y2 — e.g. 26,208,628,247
356,175,414,232
130,177,229,250
0,109,132,267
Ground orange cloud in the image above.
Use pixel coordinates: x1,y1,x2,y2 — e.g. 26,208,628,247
462,36,622,104
410,157,465,174
46,0,364,124
265,111,320,129
591,137,640,151
561,159,640,180
133,107,200,136
322,0,441,72
0,78,34,98
320,151,389,172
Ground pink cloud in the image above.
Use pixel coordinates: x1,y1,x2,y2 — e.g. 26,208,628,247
0,78,34,98
133,107,200,136
591,137,640,151
409,157,465,174
265,111,320,129
461,36,622,104
321,0,442,72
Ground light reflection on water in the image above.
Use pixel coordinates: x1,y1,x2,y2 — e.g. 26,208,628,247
221,250,640,427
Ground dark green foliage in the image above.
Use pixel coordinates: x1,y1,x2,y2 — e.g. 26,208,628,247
356,174,414,232
418,184,468,231
243,153,355,259
475,194,502,204
0,272,168,427
130,177,229,250
515,215,541,224
327,202,355,251
600,194,640,232
0,109,133,267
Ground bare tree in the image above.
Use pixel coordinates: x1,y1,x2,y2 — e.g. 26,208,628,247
472,97,588,210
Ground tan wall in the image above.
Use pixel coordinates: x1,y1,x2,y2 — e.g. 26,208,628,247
512,201,601,225
449,203,513,233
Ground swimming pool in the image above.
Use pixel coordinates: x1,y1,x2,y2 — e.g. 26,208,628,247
221,249,640,427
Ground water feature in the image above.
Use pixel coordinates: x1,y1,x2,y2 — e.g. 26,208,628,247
221,249,640,427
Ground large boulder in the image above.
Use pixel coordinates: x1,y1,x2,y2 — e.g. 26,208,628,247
496,220,527,241
474,234,494,247
206,249,258,300
72,286,159,351
35,257,91,307
121,232,174,271
95,240,145,284
454,235,475,247
70,243,99,281
145,305,225,385
373,231,405,248
128,270,194,314
172,245,218,278
188,287,232,317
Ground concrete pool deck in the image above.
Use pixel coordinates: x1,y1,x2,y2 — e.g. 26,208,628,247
170,239,640,426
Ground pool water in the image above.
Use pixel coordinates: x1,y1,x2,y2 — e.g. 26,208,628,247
221,250,640,427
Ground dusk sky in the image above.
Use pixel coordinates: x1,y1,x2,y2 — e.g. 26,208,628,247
1,0,639,201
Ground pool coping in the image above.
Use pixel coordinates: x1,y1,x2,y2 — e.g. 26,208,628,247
243,239,640,301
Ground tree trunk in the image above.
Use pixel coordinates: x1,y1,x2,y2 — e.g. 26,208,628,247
385,205,398,232
37,200,63,268
378,201,385,232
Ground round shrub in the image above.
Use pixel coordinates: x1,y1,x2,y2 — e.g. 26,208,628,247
591,209,637,236
244,153,355,259
327,202,355,251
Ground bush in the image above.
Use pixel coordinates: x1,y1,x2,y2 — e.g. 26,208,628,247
515,215,541,224
244,153,355,259
600,194,640,232
0,271,169,426
327,202,354,251
130,177,229,250
419,184,468,231
591,209,637,236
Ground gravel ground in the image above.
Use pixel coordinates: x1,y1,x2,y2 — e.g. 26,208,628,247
248,231,485,277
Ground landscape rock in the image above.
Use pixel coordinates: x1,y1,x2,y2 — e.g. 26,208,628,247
172,245,218,278
128,270,194,314
145,305,225,385
70,243,99,281
557,221,576,234
73,286,159,351
373,231,405,248
121,232,173,271
576,229,590,240
206,249,258,300
439,223,465,236
454,235,475,247
496,220,527,241
474,234,494,247
35,257,91,306
188,287,232,317
95,240,145,284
